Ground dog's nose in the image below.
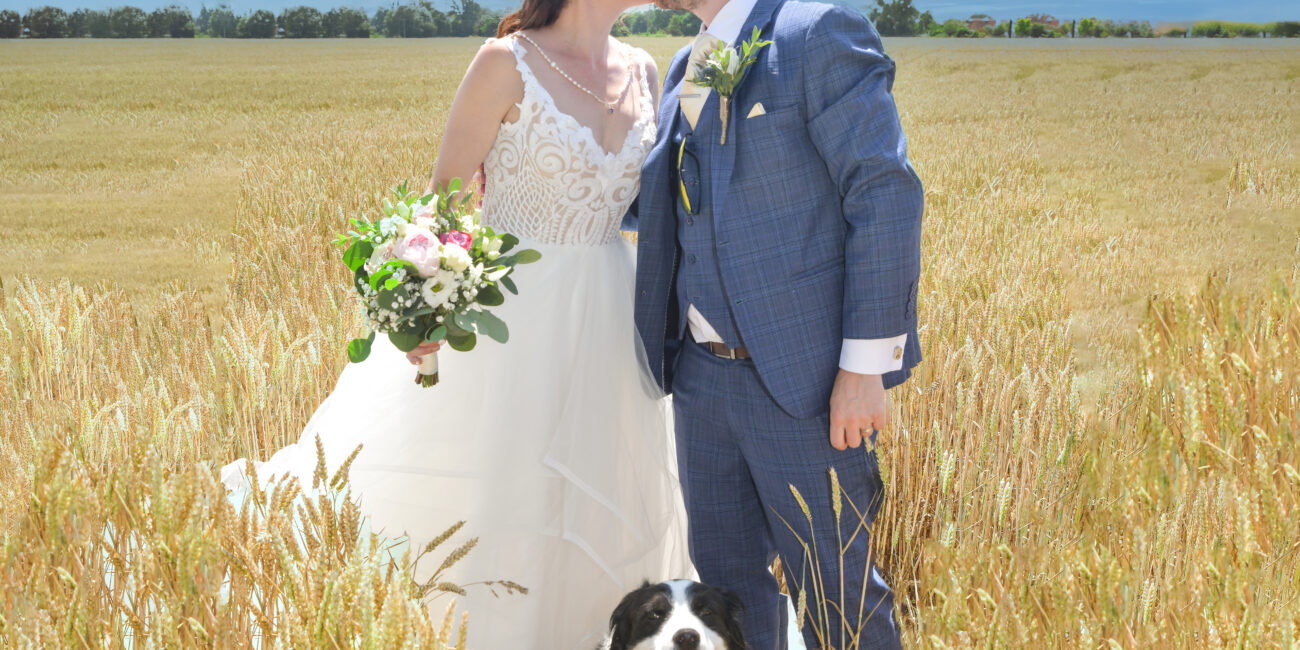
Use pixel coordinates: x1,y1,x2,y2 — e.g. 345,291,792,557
672,629,700,649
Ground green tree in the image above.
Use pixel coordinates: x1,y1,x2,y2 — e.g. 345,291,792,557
1273,21,1300,37
867,0,920,36
86,9,111,36
24,6,69,38
991,21,1008,36
148,5,195,37
238,9,276,38
324,7,370,37
384,3,433,37
666,11,701,36
110,6,149,37
66,8,95,36
279,6,323,37
0,10,21,38
206,5,236,37
1077,17,1097,37
1014,17,1030,37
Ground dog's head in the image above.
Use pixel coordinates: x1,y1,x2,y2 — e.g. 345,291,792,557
601,580,746,650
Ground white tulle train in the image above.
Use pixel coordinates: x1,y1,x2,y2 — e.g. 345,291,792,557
222,236,692,648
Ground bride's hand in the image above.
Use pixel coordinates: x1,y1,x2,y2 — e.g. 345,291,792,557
406,341,442,365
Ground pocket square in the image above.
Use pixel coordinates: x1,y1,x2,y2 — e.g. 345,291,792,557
746,102,766,119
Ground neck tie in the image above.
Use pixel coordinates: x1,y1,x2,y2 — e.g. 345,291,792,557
680,32,722,130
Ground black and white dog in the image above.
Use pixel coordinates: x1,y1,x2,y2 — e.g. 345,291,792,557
599,580,747,650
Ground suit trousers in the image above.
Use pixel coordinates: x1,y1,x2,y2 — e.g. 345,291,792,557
672,340,903,650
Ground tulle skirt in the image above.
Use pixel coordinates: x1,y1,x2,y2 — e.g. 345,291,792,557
222,235,692,648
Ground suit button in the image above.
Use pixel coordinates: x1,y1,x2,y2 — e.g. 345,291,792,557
640,290,647,297
688,254,697,264
687,217,695,226
893,346,903,361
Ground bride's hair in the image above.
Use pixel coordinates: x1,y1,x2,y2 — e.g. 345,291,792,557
496,0,568,38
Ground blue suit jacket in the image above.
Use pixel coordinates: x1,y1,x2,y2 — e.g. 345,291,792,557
629,0,924,419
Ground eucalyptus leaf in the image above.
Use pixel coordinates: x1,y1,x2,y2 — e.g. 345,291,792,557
343,241,373,272
501,275,518,295
446,329,477,352
476,310,509,344
514,249,543,265
388,330,422,353
425,324,448,343
477,284,504,307
347,331,376,363
499,233,519,254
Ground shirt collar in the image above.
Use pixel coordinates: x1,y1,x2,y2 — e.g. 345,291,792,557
700,0,758,46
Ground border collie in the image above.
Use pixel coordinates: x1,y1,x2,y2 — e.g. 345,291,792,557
599,580,747,650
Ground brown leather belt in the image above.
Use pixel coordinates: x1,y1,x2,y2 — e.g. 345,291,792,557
705,341,751,360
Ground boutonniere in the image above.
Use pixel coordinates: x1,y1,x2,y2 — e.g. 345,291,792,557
693,26,772,145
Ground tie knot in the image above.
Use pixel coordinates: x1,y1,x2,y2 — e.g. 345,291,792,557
690,32,722,63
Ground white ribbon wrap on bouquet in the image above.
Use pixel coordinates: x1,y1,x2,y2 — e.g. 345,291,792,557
418,351,439,378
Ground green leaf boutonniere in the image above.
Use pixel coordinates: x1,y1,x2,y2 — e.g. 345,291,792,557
693,26,772,145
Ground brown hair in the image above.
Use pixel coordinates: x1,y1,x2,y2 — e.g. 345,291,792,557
496,0,568,38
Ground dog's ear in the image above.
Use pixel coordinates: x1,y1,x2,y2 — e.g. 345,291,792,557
604,586,647,650
719,587,748,649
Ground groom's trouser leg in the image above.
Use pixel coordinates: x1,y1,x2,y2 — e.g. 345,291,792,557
674,341,901,650
674,341,788,650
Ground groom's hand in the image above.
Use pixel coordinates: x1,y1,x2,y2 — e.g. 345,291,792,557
828,370,889,451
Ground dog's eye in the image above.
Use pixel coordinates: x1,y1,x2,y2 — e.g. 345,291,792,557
699,608,713,617
649,610,665,620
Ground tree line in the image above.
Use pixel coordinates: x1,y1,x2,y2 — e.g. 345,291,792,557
1,3,704,39
866,0,1299,38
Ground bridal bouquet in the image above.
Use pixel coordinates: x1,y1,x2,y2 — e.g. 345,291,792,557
335,179,540,387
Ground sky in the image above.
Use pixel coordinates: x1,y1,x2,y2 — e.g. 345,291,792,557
2,0,1295,24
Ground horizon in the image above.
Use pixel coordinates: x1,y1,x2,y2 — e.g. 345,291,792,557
1,0,1295,25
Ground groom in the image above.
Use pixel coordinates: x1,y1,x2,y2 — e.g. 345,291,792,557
627,0,923,646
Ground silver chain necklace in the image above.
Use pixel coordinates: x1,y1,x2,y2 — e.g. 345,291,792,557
515,31,634,114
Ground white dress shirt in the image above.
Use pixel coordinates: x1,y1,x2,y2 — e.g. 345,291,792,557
682,0,908,375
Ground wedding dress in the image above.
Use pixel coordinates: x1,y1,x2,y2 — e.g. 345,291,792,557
222,35,691,648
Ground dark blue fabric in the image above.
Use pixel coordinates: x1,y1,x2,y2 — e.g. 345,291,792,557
672,110,744,347
629,0,925,419
673,341,901,650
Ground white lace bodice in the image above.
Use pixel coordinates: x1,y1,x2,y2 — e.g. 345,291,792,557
481,36,656,247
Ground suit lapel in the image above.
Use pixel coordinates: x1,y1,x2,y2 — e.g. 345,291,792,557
642,47,693,240
709,0,784,221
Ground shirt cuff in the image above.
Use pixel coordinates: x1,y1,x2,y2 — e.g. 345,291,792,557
838,335,907,375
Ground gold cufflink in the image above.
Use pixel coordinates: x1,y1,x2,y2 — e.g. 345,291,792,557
893,346,903,360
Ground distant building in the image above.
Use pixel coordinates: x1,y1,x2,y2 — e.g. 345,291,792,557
968,14,998,31
1027,13,1060,28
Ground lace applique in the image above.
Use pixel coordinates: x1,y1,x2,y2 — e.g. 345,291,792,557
481,36,656,246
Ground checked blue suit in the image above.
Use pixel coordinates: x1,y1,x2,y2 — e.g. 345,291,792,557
626,0,922,647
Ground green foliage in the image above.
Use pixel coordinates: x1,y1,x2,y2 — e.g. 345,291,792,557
1161,27,1187,37
1191,20,1274,38
279,6,323,38
203,5,237,37
867,0,923,36
110,6,149,38
1274,21,1300,37
324,7,370,37
23,6,68,38
930,18,979,38
0,9,21,38
238,9,276,38
149,5,196,38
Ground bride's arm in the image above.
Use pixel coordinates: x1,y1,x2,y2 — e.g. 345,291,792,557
408,40,521,364
427,39,524,194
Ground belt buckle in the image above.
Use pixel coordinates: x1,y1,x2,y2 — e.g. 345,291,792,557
711,343,738,360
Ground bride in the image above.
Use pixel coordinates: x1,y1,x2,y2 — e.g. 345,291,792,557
220,0,692,645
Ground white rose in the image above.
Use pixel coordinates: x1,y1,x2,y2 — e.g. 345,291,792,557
442,244,472,272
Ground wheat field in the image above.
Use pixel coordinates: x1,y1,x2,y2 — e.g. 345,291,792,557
1,37,1298,648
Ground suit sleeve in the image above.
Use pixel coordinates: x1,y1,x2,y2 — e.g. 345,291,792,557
621,197,639,234
802,6,923,342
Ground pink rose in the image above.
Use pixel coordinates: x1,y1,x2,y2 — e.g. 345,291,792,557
440,230,473,250
393,227,441,277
